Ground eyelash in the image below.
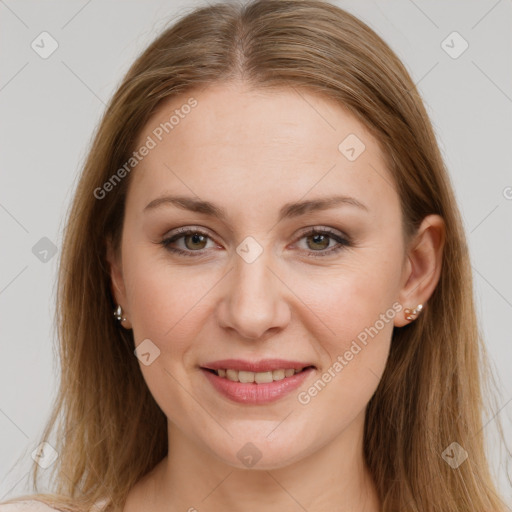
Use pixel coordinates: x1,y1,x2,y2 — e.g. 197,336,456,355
159,226,351,258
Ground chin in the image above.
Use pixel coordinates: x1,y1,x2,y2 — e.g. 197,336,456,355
205,432,314,471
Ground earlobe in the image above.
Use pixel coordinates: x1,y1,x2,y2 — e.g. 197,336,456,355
394,214,445,327
106,236,131,328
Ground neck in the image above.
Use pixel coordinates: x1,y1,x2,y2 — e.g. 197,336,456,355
127,409,380,512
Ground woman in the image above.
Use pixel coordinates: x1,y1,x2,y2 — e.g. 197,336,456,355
1,0,508,510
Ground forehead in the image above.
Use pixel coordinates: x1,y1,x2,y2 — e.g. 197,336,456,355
128,81,398,221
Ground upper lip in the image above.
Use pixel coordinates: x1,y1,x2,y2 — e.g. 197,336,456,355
201,359,315,373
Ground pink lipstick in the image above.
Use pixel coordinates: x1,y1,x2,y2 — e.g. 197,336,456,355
200,359,316,404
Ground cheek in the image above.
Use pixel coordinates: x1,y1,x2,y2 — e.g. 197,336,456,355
301,271,395,379
292,250,402,345
121,244,172,326
293,273,396,436
121,250,212,413
123,245,223,361
296,334,391,452
290,249,401,408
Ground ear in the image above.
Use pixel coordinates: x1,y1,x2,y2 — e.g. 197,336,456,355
106,236,132,329
394,214,445,327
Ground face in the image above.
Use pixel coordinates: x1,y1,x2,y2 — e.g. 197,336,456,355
108,81,409,470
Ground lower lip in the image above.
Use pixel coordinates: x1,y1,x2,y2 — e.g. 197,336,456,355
201,367,315,404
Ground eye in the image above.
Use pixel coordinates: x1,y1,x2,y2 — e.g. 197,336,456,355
293,227,351,258
159,226,351,258
160,227,217,257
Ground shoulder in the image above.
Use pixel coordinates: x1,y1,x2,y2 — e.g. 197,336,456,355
0,501,62,511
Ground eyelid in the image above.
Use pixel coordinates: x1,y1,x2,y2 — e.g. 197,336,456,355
290,226,351,257
293,225,347,240
159,226,219,257
160,225,351,258
162,225,348,242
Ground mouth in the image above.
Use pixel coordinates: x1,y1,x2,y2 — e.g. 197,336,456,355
199,359,316,404
201,365,315,383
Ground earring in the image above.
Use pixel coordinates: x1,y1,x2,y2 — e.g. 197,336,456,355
114,304,127,323
404,304,423,321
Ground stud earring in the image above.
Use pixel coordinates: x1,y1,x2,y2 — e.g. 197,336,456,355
114,304,127,323
404,304,423,321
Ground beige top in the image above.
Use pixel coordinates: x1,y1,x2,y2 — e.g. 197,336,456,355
0,502,62,512
0,499,108,512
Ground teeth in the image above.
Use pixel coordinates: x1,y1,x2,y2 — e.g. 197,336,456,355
226,369,238,381
272,369,285,381
239,370,255,383
213,367,306,383
255,371,273,384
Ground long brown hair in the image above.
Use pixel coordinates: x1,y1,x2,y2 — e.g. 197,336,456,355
2,1,508,510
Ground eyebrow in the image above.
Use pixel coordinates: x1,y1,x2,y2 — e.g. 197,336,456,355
143,194,368,221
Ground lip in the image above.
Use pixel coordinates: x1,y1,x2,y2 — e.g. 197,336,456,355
201,358,315,373
200,365,316,404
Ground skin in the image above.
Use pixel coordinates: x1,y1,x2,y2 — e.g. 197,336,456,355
107,81,445,512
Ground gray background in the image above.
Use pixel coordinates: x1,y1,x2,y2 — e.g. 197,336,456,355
1,0,511,505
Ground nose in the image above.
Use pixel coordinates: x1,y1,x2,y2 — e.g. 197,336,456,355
215,246,291,341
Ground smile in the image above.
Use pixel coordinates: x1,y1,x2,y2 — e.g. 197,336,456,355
207,367,312,383
200,360,316,404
